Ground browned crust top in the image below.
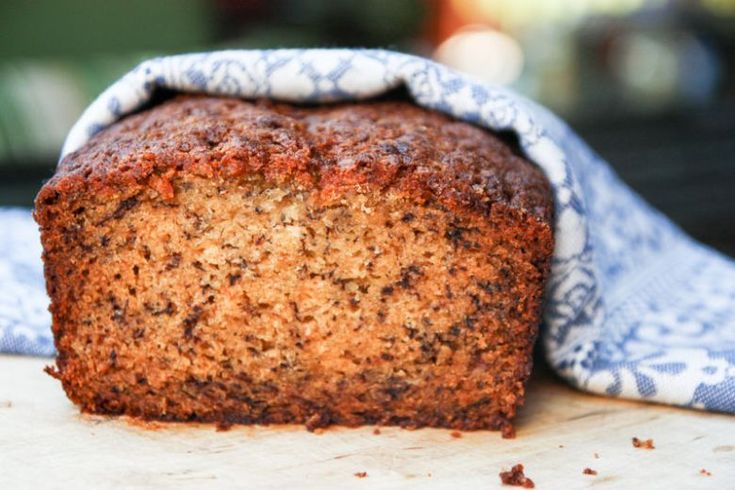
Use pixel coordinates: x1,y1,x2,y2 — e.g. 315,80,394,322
41,96,552,222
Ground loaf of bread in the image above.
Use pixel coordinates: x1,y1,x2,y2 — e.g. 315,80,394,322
35,96,553,434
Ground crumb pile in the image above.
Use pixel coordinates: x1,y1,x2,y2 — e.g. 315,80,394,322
632,437,655,449
499,464,535,488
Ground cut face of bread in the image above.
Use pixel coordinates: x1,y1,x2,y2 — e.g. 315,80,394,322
35,97,553,432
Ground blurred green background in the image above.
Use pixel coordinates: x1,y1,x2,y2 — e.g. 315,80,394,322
1,0,733,254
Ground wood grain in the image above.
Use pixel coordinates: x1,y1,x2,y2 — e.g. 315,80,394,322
0,354,732,489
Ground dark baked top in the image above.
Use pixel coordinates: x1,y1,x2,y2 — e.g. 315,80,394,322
47,96,552,222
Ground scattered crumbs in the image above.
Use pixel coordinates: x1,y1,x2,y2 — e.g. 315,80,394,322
499,464,535,488
450,431,462,439
558,444,564,448
1,400,12,408
700,469,712,477
583,468,598,476
428,473,432,478
372,427,381,435
354,472,368,479
632,437,655,449
594,452,600,459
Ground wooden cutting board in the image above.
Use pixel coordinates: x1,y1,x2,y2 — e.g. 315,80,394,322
0,354,732,489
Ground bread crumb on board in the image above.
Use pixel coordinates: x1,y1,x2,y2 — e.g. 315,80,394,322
700,469,712,476
632,437,655,449
583,468,598,476
499,464,535,488
354,472,368,479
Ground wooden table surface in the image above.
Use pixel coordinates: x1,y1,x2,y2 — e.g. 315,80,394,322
1,354,732,489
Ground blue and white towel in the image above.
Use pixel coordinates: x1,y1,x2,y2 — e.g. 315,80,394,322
2,49,734,413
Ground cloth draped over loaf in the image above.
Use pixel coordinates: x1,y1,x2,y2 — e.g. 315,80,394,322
1,49,734,413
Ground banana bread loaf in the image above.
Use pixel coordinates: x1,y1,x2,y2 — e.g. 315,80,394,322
35,96,554,434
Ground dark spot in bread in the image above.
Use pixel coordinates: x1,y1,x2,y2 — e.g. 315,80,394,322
182,307,203,338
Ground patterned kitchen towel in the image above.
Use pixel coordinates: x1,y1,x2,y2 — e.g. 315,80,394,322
2,49,734,412
0,207,54,356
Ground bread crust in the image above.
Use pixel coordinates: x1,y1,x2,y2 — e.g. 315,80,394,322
39,96,552,221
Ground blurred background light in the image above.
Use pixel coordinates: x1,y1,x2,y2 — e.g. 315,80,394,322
434,25,524,85
610,31,681,108
702,0,735,15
